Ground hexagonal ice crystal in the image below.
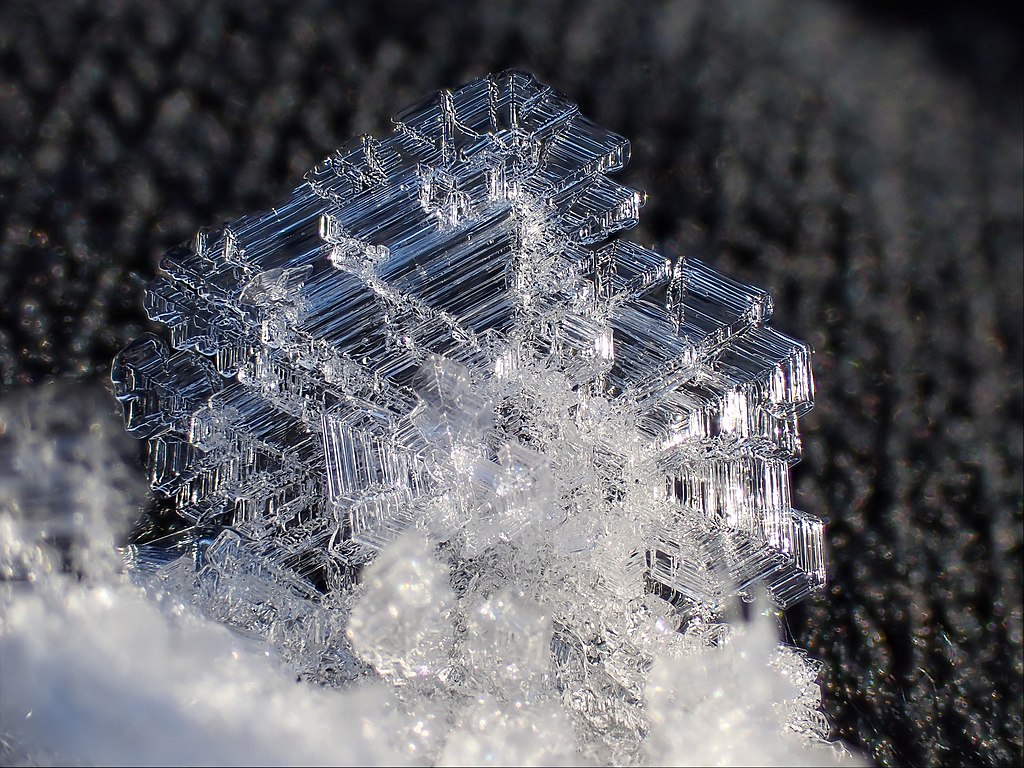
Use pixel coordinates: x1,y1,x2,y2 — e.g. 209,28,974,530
113,69,823,644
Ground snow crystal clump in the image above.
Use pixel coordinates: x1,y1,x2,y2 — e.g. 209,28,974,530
1,72,863,766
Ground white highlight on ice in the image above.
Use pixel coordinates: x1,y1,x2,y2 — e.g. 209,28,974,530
0,381,859,765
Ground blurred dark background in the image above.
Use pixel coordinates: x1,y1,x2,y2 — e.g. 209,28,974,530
1,1,1021,765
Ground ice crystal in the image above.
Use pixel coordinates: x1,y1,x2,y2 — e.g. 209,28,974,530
108,70,829,761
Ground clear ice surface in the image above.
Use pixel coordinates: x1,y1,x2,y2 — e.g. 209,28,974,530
107,71,829,762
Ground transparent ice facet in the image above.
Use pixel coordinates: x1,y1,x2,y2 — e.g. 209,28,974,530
110,70,829,758
346,532,454,683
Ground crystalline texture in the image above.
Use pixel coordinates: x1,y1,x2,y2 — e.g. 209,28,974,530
112,70,824,698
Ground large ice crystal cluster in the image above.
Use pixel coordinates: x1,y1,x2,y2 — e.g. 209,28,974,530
110,71,827,760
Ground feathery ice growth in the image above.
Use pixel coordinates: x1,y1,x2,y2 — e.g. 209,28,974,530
98,71,833,763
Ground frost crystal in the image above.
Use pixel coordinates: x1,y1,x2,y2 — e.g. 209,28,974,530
110,71,829,761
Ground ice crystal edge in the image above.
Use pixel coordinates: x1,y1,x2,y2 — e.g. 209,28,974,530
108,69,829,760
